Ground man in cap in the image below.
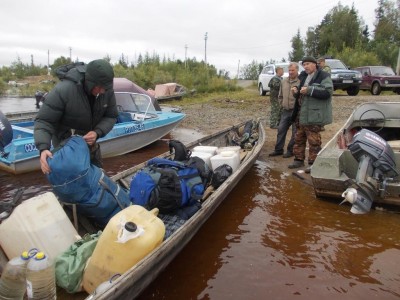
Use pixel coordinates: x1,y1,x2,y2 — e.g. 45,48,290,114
317,57,331,74
34,59,118,174
288,56,333,173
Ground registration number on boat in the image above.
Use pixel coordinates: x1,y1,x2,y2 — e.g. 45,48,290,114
124,123,144,133
24,143,38,152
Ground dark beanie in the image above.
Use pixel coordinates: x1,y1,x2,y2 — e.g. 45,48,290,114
85,59,114,90
302,56,317,64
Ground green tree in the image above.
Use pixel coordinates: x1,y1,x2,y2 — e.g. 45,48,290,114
240,60,261,80
317,3,363,55
372,0,400,68
288,29,305,62
328,43,380,67
10,56,26,79
51,56,72,76
118,53,129,69
304,26,319,57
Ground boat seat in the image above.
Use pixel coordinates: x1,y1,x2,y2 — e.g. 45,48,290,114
11,125,34,134
117,112,133,123
388,140,400,152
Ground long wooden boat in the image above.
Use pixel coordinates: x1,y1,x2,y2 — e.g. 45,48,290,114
0,78,185,174
311,102,400,209
0,120,265,299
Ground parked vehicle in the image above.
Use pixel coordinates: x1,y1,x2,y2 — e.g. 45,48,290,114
324,59,362,96
354,66,400,95
257,62,304,96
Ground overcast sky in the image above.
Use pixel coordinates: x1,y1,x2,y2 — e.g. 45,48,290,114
0,0,377,77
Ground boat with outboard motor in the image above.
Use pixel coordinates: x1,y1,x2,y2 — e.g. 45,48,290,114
0,78,185,174
310,102,400,213
0,120,265,299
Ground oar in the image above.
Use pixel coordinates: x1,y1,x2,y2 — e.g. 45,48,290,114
0,110,13,158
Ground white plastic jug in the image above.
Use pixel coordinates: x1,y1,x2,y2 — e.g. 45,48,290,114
0,192,80,260
210,150,240,173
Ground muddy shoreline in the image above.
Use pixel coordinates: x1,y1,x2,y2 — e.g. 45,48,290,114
177,92,400,141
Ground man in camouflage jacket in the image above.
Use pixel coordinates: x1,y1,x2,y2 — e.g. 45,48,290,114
268,67,284,128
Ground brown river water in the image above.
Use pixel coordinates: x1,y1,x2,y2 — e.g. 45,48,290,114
1,98,400,299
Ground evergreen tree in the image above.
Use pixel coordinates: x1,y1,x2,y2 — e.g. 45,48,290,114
288,29,305,62
373,0,400,68
304,26,319,57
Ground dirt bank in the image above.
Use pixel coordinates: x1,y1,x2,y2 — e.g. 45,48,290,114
177,92,400,143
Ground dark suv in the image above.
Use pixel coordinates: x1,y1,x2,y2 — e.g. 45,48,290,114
325,59,362,96
354,66,400,95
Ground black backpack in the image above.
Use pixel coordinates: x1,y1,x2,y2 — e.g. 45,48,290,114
211,164,233,189
129,158,205,214
185,156,213,187
55,62,86,80
169,140,191,161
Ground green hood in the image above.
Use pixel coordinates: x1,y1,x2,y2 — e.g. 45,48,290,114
85,59,114,92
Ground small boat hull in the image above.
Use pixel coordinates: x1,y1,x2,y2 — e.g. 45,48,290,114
0,88,185,174
311,102,400,207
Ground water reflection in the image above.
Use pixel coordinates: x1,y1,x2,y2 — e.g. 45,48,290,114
138,155,400,299
2,96,400,299
0,97,38,113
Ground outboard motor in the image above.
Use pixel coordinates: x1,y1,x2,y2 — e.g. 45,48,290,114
0,110,13,159
341,129,399,214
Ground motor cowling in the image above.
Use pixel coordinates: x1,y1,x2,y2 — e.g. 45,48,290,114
348,129,398,177
341,129,399,214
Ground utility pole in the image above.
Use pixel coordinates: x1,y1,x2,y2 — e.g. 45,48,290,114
204,32,208,65
69,47,72,62
237,59,240,79
47,49,50,75
185,44,188,69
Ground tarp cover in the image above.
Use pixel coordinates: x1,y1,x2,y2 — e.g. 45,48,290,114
155,83,180,97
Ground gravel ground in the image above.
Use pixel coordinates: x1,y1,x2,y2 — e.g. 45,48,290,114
176,93,400,139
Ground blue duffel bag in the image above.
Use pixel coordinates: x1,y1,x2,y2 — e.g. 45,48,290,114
46,136,131,227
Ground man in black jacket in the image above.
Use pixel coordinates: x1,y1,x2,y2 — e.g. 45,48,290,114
34,59,118,174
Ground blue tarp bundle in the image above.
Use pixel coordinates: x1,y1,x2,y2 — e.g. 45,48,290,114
46,136,131,227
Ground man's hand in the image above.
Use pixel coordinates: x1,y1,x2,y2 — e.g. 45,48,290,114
83,131,98,146
300,86,308,95
40,150,53,174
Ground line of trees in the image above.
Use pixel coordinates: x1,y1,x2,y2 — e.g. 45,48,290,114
241,0,400,79
0,52,237,96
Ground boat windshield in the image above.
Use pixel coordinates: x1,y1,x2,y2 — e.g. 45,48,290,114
115,92,157,113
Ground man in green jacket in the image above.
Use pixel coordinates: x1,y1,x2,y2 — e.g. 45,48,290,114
288,56,333,173
34,59,118,174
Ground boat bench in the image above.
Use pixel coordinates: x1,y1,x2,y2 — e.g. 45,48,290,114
388,140,400,152
12,125,34,138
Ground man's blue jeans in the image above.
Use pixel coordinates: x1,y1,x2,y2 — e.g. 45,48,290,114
274,109,296,153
